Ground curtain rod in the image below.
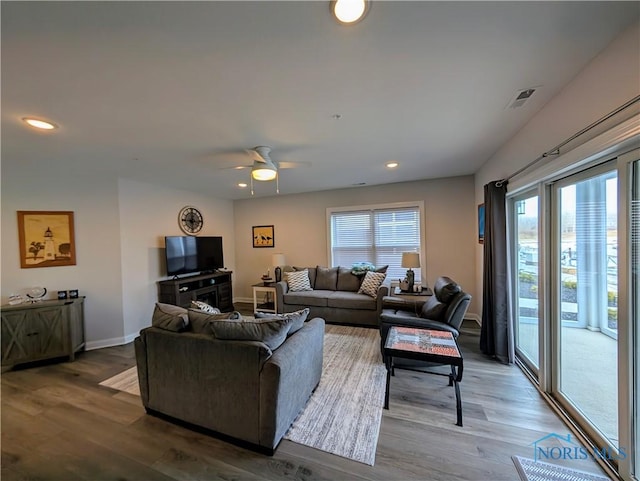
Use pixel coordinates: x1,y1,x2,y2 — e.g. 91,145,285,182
496,94,640,187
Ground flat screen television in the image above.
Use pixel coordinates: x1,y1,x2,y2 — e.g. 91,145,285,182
165,236,224,276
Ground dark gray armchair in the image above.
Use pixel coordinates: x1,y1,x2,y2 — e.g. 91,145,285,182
379,276,471,353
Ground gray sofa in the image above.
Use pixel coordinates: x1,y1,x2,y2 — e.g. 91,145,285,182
135,305,324,454
275,266,391,327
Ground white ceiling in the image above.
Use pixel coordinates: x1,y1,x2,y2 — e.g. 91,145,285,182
2,1,638,199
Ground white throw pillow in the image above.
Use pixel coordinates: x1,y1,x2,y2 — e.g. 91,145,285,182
286,269,313,292
357,271,386,298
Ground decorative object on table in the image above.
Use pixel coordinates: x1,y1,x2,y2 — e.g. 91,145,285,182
400,252,420,292
26,286,47,302
57,290,68,300
8,294,25,305
69,289,79,299
253,225,274,248
272,253,286,282
178,206,203,235
261,271,273,283
17,211,76,268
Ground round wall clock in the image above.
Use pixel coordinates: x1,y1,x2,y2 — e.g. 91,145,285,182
178,206,203,235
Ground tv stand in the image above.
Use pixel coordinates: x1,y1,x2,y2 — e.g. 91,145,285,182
158,271,233,311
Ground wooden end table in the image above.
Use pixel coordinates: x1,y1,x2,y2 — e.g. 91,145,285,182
383,326,464,426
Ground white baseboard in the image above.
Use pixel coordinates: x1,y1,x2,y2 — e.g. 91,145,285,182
465,312,482,326
234,297,253,305
85,332,138,351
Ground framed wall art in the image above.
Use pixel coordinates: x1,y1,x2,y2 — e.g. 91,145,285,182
478,204,485,244
252,225,274,248
18,211,77,268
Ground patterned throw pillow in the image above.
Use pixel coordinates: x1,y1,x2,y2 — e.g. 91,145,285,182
255,308,310,335
191,300,221,314
286,270,313,292
357,271,387,298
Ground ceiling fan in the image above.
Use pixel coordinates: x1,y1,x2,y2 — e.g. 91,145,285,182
224,146,311,194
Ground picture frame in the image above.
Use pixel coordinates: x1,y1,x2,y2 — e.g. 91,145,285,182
478,204,485,244
252,225,274,248
18,211,76,268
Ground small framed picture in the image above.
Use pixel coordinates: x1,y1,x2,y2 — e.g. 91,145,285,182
69,289,79,299
252,225,274,248
57,290,68,300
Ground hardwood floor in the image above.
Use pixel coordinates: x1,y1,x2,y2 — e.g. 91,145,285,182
1,314,611,481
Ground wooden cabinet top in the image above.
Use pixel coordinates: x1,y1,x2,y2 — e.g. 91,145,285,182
1,297,85,311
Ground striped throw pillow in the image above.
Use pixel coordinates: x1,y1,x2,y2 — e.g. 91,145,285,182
286,269,313,292
357,271,386,298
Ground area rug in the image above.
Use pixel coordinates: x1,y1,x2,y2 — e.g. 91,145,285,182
512,456,611,481
98,324,386,466
283,324,386,466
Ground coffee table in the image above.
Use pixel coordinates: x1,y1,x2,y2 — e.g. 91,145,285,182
383,326,464,426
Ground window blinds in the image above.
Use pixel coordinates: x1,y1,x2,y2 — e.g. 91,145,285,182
330,205,421,280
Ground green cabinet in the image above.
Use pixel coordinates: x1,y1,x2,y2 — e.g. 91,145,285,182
1,298,85,370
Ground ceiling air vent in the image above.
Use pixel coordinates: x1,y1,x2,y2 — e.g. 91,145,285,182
506,87,538,109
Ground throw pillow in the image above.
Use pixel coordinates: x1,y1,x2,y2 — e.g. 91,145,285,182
188,309,241,333
152,302,189,332
286,270,312,292
420,296,447,321
315,266,338,290
255,307,310,335
211,317,294,351
337,267,362,292
357,271,386,298
350,261,376,276
190,300,221,314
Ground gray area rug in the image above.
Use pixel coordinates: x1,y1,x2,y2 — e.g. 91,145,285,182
512,456,611,481
99,324,386,466
283,324,386,465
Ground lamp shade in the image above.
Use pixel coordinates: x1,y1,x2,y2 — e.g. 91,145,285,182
401,252,420,269
272,253,286,267
252,160,277,181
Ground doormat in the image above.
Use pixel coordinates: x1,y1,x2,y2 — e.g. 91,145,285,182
512,456,611,481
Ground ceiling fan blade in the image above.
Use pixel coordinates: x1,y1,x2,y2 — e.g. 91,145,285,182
277,161,312,169
217,164,252,171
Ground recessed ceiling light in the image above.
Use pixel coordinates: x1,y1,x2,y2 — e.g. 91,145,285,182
22,117,58,130
331,0,369,24
386,161,399,169
238,182,248,188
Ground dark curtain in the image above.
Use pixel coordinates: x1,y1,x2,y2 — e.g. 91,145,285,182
480,180,514,364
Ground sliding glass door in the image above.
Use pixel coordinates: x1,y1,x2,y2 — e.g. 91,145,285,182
512,192,540,372
552,163,619,449
631,158,639,478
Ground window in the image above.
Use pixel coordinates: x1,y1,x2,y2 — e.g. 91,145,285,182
328,203,423,280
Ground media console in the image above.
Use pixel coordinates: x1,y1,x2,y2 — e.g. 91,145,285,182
157,271,233,311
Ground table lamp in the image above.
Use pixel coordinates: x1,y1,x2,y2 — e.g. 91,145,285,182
401,252,420,292
272,253,286,282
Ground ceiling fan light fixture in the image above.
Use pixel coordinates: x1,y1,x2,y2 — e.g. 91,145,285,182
332,0,368,24
251,161,277,181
